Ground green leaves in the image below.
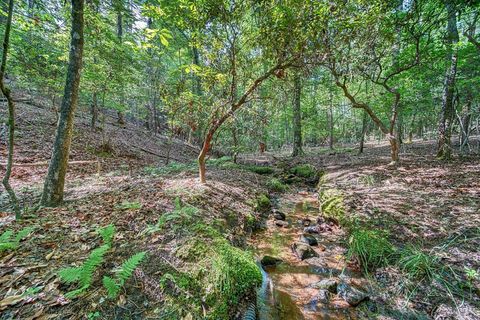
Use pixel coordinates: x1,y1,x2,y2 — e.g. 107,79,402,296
0,227,35,252
102,252,147,298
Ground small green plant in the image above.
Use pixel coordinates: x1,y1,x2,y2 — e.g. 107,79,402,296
465,267,479,282
103,251,147,298
320,189,346,224
0,227,35,252
58,244,110,298
255,194,271,212
144,162,196,175
398,246,439,281
267,178,287,192
116,200,142,210
97,224,115,245
358,174,375,186
143,198,199,234
87,312,101,320
348,228,395,272
290,164,317,178
245,165,274,175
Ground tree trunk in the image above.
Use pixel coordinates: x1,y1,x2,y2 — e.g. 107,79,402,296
359,111,368,154
459,91,472,152
198,131,213,183
0,0,20,219
40,0,84,207
328,95,334,150
90,91,98,128
292,74,303,157
437,1,458,159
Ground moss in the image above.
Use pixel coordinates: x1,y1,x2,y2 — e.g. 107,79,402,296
255,194,271,212
245,165,274,175
267,178,287,192
290,164,317,178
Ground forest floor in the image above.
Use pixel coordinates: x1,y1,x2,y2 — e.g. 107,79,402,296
0,101,479,319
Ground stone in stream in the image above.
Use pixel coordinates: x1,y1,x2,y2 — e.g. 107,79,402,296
310,279,338,293
260,255,283,268
292,242,318,260
303,226,319,234
337,282,369,306
302,218,312,227
300,233,318,246
315,289,330,303
273,209,286,221
275,220,289,228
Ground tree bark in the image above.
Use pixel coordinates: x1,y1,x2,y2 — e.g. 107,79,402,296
328,100,334,150
40,0,84,207
292,73,303,157
0,0,20,219
90,91,98,128
437,0,458,159
358,111,368,154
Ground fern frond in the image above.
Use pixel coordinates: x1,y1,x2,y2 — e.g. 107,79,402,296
116,251,146,284
102,276,120,298
58,267,82,284
64,285,88,299
79,244,110,287
0,230,13,243
14,227,35,243
97,224,115,245
0,242,17,252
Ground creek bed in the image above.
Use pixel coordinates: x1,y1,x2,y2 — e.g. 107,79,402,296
250,191,366,320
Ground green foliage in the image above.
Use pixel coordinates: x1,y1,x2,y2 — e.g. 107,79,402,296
245,165,274,175
59,244,110,298
267,178,287,192
115,200,142,210
465,267,479,282
0,227,35,252
320,189,346,224
399,246,439,281
290,164,317,178
144,162,196,175
255,194,271,212
97,224,115,245
103,251,147,298
347,228,395,273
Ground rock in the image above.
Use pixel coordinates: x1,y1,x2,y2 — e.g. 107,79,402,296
337,282,369,306
273,210,286,221
310,279,337,293
317,223,333,232
275,220,289,228
303,226,319,234
300,233,318,246
292,242,318,260
316,289,330,303
302,218,312,226
260,255,283,268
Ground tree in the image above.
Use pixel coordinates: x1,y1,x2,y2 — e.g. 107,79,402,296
437,0,459,159
40,0,85,206
292,73,303,156
0,0,20,219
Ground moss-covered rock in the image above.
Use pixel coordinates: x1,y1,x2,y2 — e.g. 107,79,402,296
266,178,287,192
289,164,319,186
246,165,274,175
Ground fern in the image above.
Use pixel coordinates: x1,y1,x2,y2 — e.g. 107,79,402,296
59,244,110,298
97,224,115,245
0,227,35,252
0,230,13,243
102,251,147,298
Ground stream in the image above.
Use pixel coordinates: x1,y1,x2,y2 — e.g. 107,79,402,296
250,191,367,320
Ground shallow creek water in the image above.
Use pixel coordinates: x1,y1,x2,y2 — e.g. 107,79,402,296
249,191,366,320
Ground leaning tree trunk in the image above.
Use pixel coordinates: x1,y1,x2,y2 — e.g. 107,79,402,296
437,0,458,159
0,0,20,219
40,0,84,207
292,74,303,157
90,91,98,128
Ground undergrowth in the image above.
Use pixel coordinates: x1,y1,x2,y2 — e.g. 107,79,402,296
0,227,35,252
267,178,287,192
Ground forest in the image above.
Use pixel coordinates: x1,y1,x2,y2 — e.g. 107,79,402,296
0,0,479,319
